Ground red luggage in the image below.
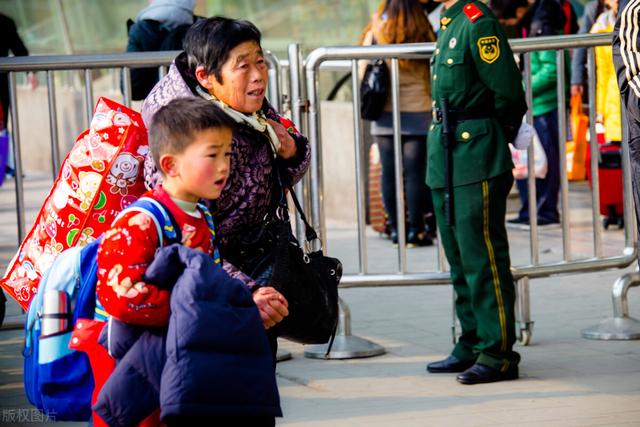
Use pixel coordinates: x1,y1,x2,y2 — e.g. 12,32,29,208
587,141,624,229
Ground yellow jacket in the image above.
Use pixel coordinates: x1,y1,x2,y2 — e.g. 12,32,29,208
591,11,622,142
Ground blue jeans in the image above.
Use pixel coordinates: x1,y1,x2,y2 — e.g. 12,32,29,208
515,109,560,223
375,134,432,231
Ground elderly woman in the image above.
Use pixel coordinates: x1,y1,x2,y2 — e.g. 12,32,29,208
142,17,310,349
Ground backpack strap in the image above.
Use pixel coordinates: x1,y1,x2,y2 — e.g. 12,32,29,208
197,203,220,264
114,197,182,246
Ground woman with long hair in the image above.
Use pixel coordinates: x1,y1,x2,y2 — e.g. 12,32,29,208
360,0,437,247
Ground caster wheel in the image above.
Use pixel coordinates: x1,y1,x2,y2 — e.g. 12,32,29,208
519,329,532,346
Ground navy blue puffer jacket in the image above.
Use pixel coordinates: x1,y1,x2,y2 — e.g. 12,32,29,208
94,244,281,426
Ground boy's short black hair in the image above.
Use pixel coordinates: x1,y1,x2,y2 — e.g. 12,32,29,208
183,16,262,82
149,97,236,171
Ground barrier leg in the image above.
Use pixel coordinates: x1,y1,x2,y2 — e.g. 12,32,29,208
516,277,534,346
276,349,293,362
582,272,640,340
304,297,386,359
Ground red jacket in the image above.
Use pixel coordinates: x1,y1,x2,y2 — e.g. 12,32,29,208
96,186,214,326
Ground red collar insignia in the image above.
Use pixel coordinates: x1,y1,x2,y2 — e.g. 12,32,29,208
463,3,483,22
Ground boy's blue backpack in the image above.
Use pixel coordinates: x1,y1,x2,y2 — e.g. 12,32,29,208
23,197,187,421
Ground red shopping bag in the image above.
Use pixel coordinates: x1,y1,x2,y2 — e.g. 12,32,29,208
0,97,149,309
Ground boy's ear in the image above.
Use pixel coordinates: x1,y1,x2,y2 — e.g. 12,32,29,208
158,154,179,177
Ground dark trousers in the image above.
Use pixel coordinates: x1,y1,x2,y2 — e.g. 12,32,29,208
432,172,520,370
627,118,640,266
375,134,432,232
515,109,561,223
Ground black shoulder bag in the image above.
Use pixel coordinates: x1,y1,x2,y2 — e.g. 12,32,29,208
360,36,389,121
220,161,341,350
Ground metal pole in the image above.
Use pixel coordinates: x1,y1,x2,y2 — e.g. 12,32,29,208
287,44,311,244
390,58,407,272
516,277,534,345
524,53,539,264
351,60,368,274
158,65,168,80
586,48,602,257
556,50,571,260
84,68,94,127
8,72,25,242
122,67,132,108
46,70,61,178
305,58,325,247
265,51,282,113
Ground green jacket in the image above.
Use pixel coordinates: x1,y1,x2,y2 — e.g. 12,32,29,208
427,0,527,189
530,49,570,117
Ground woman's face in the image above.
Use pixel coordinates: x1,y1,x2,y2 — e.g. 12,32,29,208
205,40,268,113
605,0,618,13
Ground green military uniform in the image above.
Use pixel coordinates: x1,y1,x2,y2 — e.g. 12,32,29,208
427,0,527,372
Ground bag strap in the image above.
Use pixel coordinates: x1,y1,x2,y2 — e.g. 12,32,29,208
284,181,318,245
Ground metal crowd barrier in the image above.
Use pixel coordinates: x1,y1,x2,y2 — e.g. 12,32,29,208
1,33,639,356
299,32,640,358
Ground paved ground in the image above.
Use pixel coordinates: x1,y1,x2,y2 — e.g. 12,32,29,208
1,174,639,426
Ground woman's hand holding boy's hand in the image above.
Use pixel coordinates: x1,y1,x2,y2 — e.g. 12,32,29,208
267,119,297,159
253,286,289,329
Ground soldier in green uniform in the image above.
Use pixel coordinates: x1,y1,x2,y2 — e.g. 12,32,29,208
425,0,527,384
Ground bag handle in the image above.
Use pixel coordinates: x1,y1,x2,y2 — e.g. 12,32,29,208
272,162,320,249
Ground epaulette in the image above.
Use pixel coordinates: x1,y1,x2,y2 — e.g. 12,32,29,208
463,3,483,22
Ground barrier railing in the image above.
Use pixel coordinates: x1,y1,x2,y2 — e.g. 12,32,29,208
299,32,639,357
2,33,638,354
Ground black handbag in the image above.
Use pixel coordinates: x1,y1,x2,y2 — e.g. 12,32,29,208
220,164,341,348
360,37,389,121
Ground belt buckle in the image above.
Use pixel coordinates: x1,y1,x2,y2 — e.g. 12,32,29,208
432,109,443,124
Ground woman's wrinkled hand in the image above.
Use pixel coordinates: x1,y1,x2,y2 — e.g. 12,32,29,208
267,119,297,159
253,286,289,329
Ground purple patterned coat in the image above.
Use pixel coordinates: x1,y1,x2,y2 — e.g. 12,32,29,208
141,53,310,284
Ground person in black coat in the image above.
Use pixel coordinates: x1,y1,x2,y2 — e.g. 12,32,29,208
0,13,30,123
0,12,33,327
126,0,196,100
613,0,640,263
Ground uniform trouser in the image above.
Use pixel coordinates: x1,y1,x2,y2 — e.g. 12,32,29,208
432,171,520,371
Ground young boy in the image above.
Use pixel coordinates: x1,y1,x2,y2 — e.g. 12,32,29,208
89,97,283,426
97,97,235,326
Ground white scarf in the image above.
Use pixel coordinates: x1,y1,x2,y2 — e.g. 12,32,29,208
196,86,281,156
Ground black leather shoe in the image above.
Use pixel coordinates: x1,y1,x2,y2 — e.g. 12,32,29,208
456,363,519,384
426,355,474,373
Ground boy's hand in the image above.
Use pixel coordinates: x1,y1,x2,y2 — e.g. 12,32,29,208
253,286,289,329
267,119,297,159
